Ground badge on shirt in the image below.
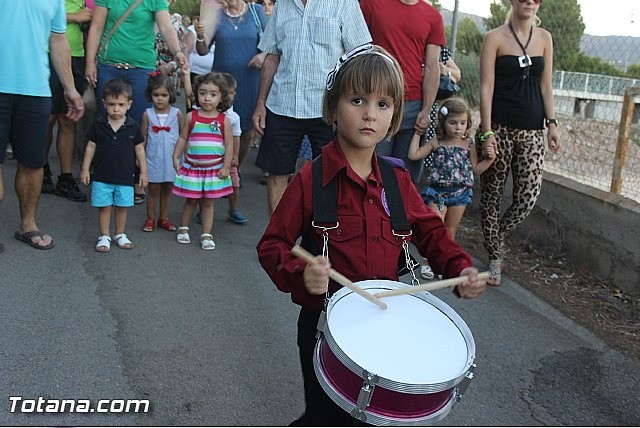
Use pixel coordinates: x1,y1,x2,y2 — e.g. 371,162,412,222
381,189,390,217
210,121,221,132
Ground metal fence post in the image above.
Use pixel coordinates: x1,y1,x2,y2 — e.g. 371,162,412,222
610,86,640,195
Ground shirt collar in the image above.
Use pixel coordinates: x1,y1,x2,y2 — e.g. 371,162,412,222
320,139,383,188
97,114,135,128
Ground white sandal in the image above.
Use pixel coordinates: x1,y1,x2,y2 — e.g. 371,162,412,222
96,235,111,253
201,233,215,250
177,226,190,244
113,233,134,249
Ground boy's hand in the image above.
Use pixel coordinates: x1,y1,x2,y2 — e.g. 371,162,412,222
80,170,90,186
303,256,331,295
456,267,486,299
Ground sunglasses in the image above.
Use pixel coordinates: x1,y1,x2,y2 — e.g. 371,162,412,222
518,0,542,4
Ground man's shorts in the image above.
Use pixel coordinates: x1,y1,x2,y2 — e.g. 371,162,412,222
91,181,134,207
0,93,51,167
421,185,473,211
255,109,334,175
50,56,86,115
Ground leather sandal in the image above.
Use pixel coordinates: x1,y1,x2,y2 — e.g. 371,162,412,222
177,227,190,244
114,233,134,249
201,233,215,250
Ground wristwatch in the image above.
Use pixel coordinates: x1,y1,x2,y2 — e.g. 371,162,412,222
545,118,558,128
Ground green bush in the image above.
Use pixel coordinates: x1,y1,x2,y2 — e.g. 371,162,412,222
454,52,480,108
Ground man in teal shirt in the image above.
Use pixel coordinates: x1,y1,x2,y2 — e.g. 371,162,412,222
0,0,84,251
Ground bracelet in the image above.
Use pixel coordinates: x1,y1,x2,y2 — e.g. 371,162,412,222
196,37,205,43
479,131,495,142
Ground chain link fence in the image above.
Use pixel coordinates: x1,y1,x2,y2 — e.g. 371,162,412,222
545,72,640,203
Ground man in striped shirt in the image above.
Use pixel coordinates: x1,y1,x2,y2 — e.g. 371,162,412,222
252,0,371,215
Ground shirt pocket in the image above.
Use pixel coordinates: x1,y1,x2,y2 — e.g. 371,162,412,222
313,215,363,244
309,17,341,47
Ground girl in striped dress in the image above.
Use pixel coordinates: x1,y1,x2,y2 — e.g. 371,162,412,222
172,72,233,250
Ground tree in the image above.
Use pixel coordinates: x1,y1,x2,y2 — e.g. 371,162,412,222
483,0,509,30
456,18,483,56
169,0,200,18
537,0,585,70
626,64,640,79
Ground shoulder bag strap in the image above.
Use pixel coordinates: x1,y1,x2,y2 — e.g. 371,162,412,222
248,2,264,36
99,0,145,56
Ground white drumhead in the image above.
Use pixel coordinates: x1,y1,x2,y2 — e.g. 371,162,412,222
327,281,470,385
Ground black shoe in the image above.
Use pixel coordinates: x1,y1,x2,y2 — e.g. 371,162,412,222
42,164,56,194
55,174,87,202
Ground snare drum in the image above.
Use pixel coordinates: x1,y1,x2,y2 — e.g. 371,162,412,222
314,280,476,426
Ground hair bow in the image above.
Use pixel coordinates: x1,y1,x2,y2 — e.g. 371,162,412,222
148,70,162,77
151,125,171,133
439,106,449,116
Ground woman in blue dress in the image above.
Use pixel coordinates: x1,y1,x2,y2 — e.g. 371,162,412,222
196,0,267,170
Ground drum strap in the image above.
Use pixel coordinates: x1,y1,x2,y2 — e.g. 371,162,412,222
301,155,418,278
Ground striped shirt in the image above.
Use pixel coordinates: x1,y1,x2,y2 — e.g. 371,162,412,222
258,0,371,119
185,111,227,168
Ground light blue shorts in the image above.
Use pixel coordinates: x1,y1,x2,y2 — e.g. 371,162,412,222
91,181,134,207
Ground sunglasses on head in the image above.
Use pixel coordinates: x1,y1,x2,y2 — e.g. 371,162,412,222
518,0,542,4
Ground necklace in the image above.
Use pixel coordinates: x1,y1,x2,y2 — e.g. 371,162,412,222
225,2,246,30
508,21,533,79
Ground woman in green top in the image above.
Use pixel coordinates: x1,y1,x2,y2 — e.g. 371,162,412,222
84,0,187,125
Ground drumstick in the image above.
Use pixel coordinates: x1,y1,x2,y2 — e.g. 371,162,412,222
291,245,388,310
374,271,491,298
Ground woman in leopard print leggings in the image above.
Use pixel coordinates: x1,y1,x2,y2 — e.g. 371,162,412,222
477,0,561,285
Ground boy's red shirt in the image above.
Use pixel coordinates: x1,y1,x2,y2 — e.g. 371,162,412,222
257,139,472,313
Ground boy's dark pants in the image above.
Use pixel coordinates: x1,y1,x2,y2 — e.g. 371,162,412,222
292,308,364,426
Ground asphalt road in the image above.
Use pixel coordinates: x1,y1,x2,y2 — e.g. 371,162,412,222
1,149,639,426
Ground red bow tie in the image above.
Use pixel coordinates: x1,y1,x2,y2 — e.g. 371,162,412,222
152,125,171,133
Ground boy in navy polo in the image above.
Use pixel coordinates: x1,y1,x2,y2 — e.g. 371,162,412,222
80,79,147,252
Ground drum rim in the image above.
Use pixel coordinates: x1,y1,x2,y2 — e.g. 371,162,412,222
324,279,476,393
313,343,457,426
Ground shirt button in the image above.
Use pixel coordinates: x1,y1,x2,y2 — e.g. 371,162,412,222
294,265,300,271
336,230,342,235
373,236,379,242
368,198,374,204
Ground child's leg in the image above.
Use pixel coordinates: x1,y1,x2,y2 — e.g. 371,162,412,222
200,198,214,235
146,183,161,219
228,186,239,212
180,198,199,228
428,202,446,222
444,206,466,240
113,206,128,236
98,206,112,237
158,182,173,219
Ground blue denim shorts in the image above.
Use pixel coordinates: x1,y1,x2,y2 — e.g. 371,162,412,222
421,186,473,211
91,181,134,207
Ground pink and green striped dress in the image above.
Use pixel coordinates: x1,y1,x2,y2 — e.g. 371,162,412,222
173,110,233,199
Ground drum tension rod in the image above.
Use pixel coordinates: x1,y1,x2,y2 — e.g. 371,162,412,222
455,363,476,402
351,371,379,422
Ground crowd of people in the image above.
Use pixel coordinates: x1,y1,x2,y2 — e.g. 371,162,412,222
1,0,560,424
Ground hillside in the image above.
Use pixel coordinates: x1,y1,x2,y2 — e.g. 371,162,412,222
440,8,640,66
